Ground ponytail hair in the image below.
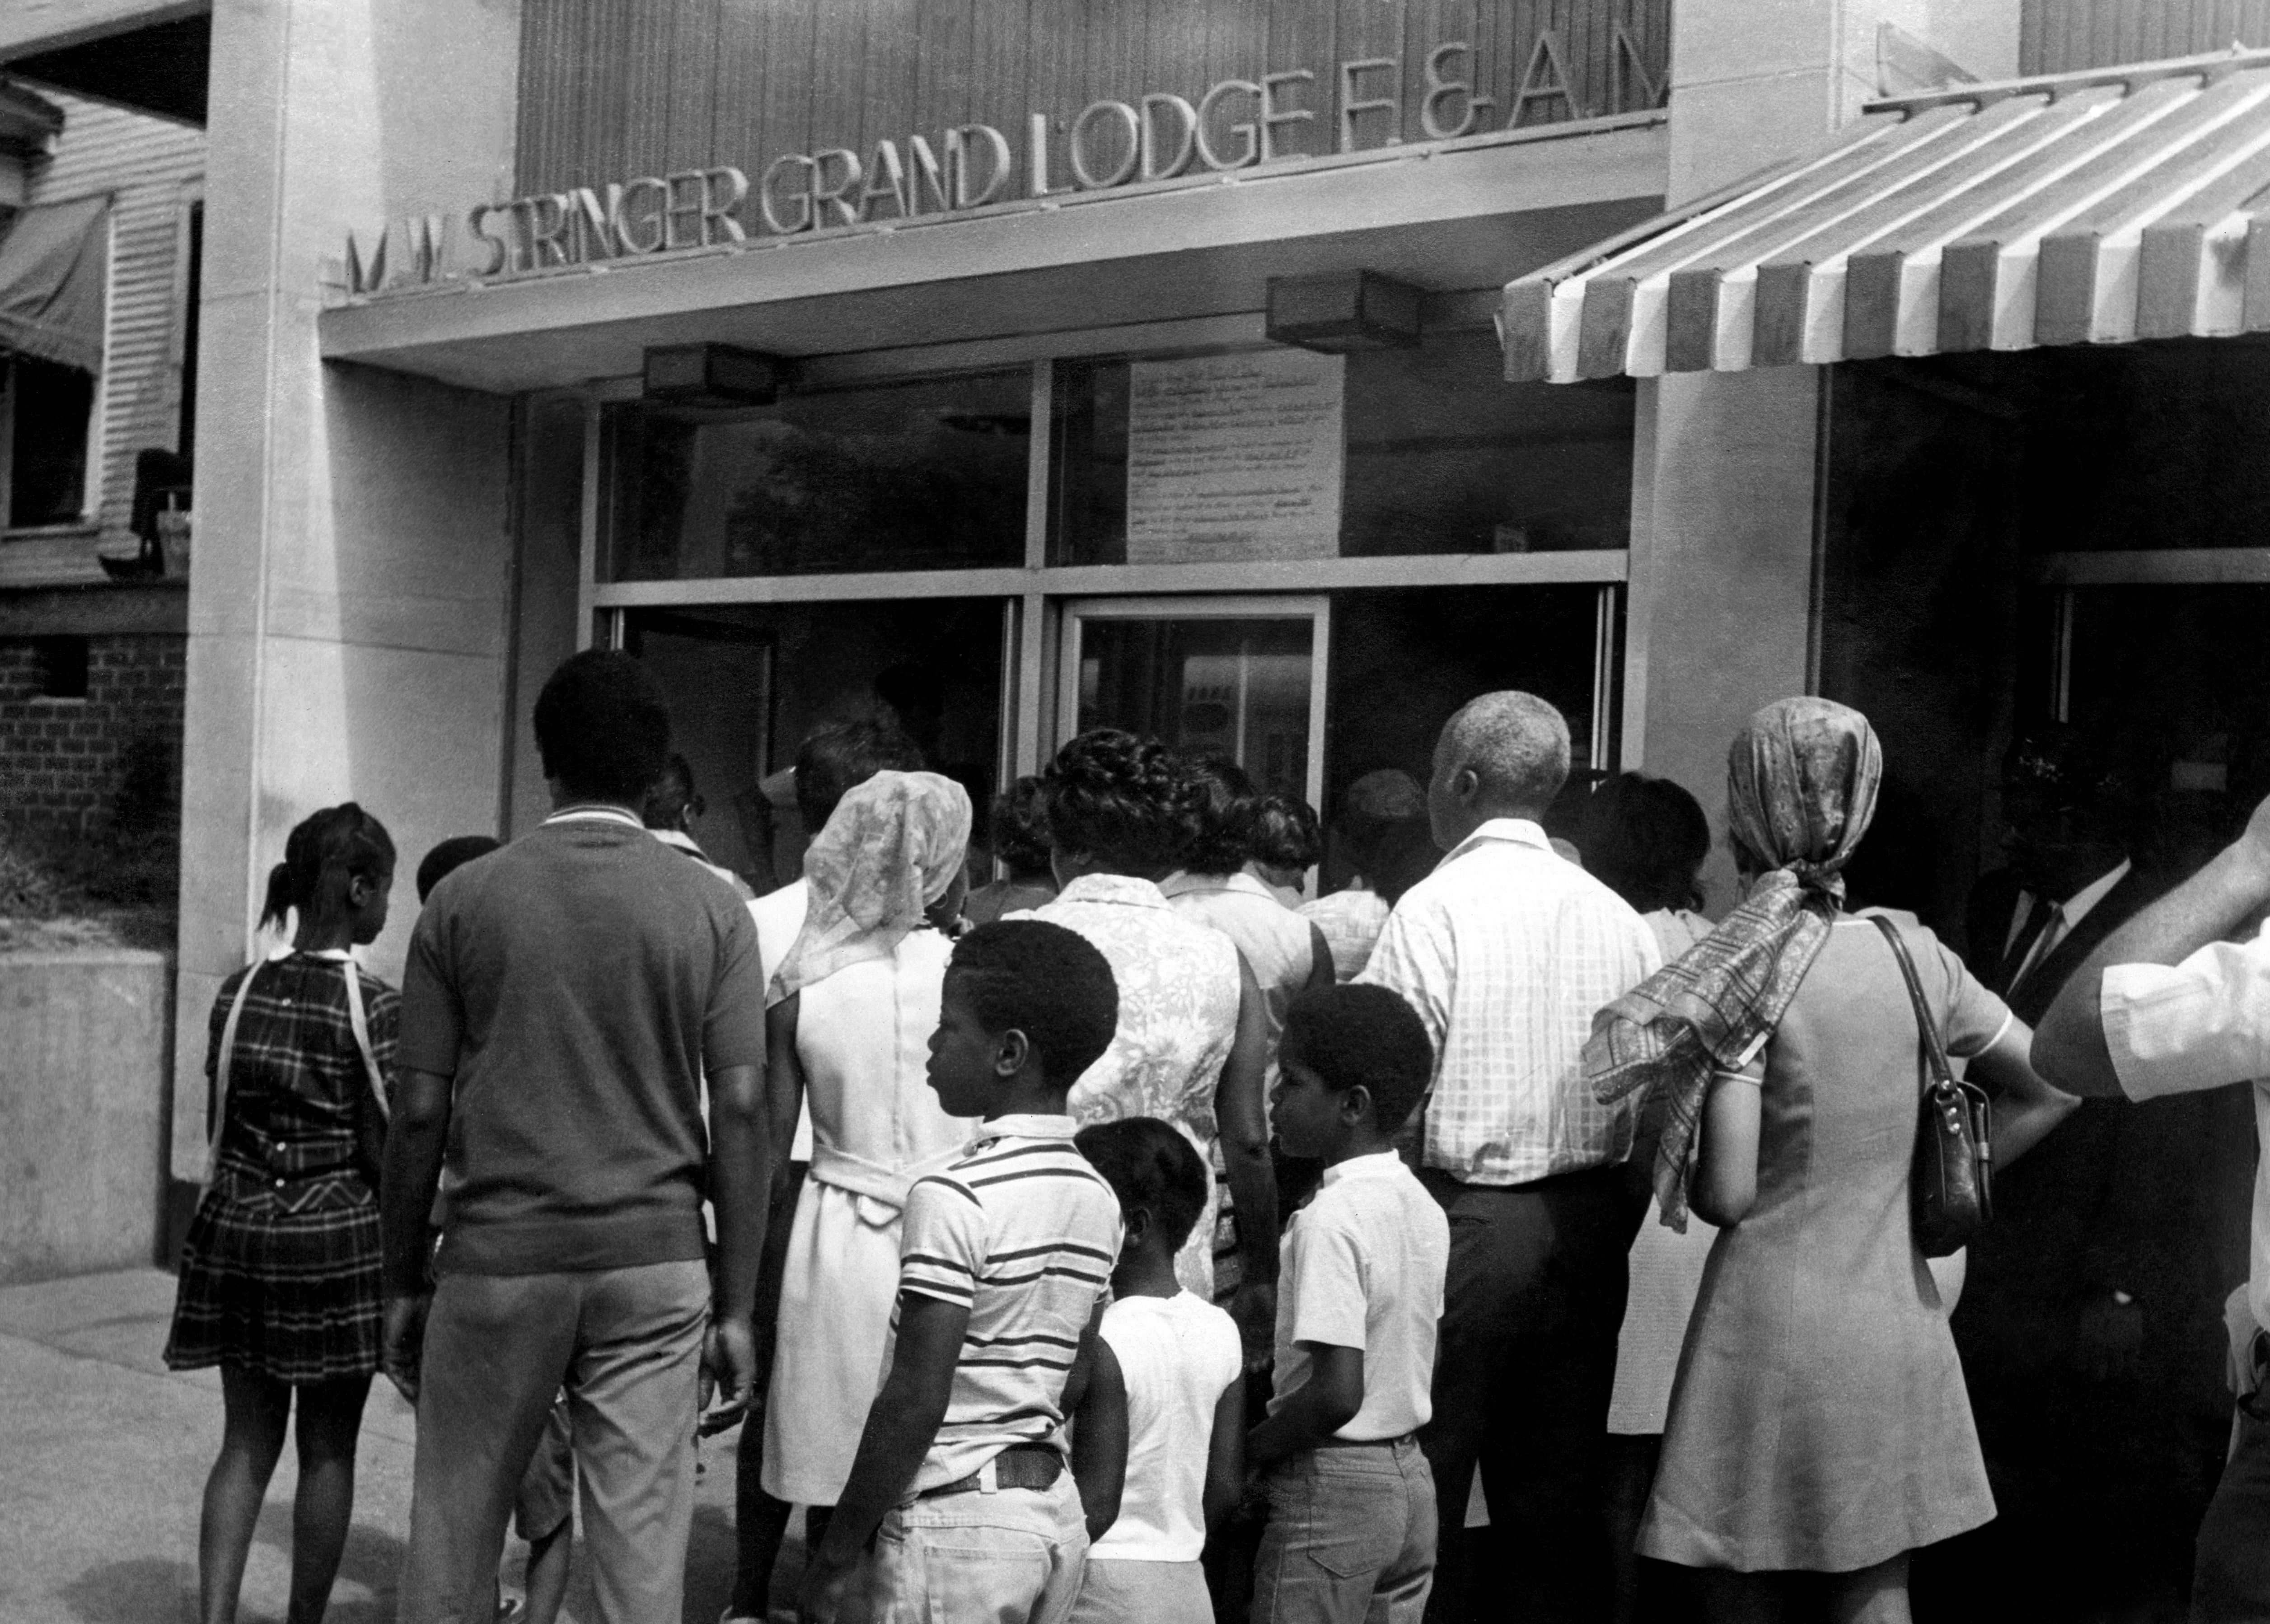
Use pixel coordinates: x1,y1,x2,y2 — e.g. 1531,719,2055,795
259,803,397,932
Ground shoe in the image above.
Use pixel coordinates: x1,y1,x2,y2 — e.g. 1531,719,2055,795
720,1608,763,1624
495,1600,525,1623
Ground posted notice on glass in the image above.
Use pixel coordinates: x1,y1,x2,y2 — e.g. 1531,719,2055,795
1125,350,1345,564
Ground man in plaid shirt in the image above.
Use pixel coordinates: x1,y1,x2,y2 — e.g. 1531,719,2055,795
1359,692,1659,1623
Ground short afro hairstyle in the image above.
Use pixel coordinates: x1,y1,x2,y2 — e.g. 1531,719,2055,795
796,719,926,832
1435,691,1571,819
1180,754,1258,875
947,919,1119,1087
641,753,698,831
988,775,1055,874
416,834,501,904
1574,772,1710,915
533,651,673,806
1042,729,1203,877
1249,792,1323,874
1281,983,1435,1134
1076,1117,1209,1250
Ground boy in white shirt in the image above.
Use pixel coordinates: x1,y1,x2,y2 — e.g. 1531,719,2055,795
1249,984,1449,1624
1072,1118,1247,1624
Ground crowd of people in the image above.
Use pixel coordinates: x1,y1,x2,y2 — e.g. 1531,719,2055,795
159,646,2270,1624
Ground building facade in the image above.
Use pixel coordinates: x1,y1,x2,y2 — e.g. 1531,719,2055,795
0,78,201,863
7,0,2262,1205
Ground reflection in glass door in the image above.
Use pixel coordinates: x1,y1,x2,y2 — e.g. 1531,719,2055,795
1058,597,1328,809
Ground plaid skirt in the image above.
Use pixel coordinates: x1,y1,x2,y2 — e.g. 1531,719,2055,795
164,1163,385,1385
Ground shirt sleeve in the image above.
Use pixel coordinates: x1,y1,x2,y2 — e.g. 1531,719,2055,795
1284,1209,1369,1353
1931,936,2015,1060
2103,928,2270,1101
367,983,402,1103
1357,899,1452,1077
396,906,464,1077
899,1176,986,1308
702,904,768,1073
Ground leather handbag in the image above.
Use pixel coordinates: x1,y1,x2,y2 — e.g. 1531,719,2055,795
1871,915,1993,1258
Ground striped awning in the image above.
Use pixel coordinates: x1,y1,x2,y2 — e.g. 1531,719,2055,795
1502,48,2270,382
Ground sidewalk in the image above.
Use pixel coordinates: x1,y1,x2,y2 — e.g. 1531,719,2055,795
0,1269,770,1623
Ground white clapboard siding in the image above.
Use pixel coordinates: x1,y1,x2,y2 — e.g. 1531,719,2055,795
23,91,205,549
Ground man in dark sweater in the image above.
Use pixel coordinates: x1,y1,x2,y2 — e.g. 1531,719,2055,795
384,651,772,1624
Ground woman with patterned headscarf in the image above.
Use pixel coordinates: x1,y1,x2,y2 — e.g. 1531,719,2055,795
734,770,975,1621
1583,699,2074,1624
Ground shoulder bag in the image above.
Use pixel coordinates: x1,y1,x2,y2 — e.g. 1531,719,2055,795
1870,914,1993,1258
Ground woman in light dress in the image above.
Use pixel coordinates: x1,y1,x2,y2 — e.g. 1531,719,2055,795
1573,771,1718,1624
754,771,975,1561
1584,700,2077,1624
1023,729,1276,1350
1160,758,1335,1224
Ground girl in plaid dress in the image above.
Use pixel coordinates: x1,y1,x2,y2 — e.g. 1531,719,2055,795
165,803,398,1624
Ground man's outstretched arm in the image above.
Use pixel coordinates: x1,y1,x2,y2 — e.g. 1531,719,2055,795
2035,795,2270,1098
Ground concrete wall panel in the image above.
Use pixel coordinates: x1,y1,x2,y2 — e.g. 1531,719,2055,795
173,0,520,1183
1,950,169,1283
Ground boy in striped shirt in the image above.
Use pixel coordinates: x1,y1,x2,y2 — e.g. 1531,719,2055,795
800,919,1130,1624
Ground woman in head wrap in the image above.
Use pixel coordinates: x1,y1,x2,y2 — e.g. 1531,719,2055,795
733,771,974,1622
1583,700,2074,1624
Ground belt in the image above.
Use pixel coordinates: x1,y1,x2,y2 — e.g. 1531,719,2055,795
217,1157,360,1189
1315,1432,1417,1449
922,1443,1062,1499
808,1142,966,1208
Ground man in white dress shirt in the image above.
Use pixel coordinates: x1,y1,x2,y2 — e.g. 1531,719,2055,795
2035,788,2270,1624
1358,692,1659,1624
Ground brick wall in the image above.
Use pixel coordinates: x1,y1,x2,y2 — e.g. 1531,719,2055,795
0,633,186,838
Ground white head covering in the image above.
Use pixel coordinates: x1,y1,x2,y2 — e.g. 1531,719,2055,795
767,769,971,1006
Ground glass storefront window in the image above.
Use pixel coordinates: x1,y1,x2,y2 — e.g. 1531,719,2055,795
623,598,1008,890
604,370,1030,580
1069,610,1317,797
1325,586,1604,800
1048,334,1635,564
2059,585,2270,871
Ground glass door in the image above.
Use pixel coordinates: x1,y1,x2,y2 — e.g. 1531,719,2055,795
1057,596,1328,811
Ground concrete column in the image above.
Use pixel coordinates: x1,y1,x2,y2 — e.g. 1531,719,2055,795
1623,0,2016,909
172,0,521,1182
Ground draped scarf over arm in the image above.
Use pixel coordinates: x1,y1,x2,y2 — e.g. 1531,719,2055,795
767,770,973,1007
1582,698,1883,1230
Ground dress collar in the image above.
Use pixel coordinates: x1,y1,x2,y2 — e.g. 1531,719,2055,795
1441,817,1549,865
1055,872,1170,910
545,804,643,830
972,1113,1080,1144
650,827,711,861
1158,869,1275,901
1320,1149,1407,1187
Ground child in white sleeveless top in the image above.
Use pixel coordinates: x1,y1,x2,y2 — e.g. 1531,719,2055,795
1072,1118,1247,1623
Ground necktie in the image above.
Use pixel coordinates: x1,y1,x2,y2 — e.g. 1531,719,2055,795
2006,902,2067,995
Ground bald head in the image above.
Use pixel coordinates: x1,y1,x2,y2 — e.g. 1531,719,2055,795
1429,692,1571,847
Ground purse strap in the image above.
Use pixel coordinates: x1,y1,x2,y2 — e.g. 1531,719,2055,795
204,959,265,1189
1869,914,1956,1090
341,958,390,1123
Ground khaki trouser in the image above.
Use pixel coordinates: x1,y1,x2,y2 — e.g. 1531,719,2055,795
861,1471,1091,1624
398,1259,710,1624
